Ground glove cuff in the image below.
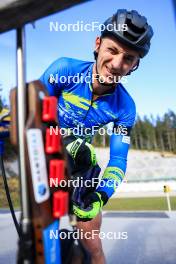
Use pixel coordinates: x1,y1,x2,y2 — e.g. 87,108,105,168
96,191,109,206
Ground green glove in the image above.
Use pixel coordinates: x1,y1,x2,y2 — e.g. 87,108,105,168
72,191,108,221
64,135,97,168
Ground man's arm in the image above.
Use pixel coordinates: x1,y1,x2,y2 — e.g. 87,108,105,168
96,94,136,204
96,126,132,202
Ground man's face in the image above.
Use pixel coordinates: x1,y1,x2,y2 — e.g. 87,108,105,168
94,36,140,84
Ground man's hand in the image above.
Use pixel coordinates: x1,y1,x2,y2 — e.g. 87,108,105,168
64,135,97,169
72,191,108,221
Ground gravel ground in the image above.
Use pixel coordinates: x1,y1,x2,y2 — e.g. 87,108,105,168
1,211,176,264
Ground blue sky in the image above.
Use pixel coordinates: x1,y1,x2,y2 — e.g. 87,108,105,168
0,0,176,117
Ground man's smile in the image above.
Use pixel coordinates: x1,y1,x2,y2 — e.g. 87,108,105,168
105,65,121,79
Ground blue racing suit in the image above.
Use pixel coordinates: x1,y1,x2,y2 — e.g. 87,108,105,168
40,57,136,200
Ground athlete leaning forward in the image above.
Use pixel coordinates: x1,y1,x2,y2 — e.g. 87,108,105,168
40,9,154,264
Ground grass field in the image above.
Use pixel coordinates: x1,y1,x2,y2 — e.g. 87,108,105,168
0,176,176,211
104,196,176,211
0,176,20,208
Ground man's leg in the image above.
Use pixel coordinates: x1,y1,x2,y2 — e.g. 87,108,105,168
76,212,106,264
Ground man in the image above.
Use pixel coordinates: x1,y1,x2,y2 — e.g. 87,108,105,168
40,9,153,264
